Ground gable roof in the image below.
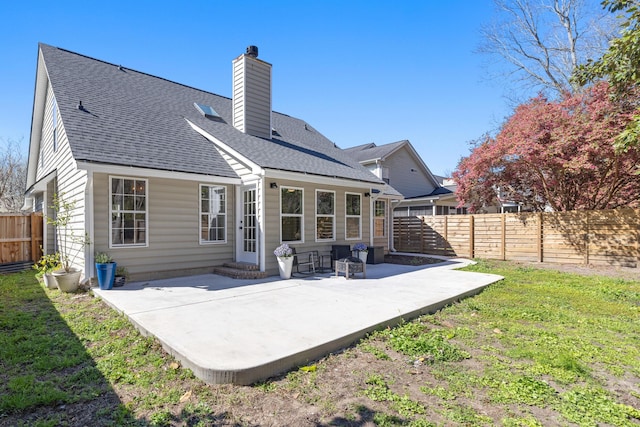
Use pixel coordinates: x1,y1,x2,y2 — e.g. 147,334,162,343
404,185,455,201
343,140,408,163
36,44,383,185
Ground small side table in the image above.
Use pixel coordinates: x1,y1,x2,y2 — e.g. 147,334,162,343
335,259,366,279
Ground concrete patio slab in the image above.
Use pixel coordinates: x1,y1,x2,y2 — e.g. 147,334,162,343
93,257,502,385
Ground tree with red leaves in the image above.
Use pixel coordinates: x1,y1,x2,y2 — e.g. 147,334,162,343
454,82,640,212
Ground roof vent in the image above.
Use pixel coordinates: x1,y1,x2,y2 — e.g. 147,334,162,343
246,45,258,58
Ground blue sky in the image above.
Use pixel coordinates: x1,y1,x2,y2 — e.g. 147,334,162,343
0,0,511,176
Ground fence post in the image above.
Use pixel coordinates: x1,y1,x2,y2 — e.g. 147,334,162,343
30,213,39,262
420,217,425,253
584,210,590,265
501,214,506,261
537,212,543,262
444,216,448,241
469,215,475,259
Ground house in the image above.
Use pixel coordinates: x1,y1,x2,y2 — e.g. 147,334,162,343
24,44,401,281
344,140,464,216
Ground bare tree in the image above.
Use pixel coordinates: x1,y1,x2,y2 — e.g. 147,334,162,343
478,0,617,98
0,138,27,212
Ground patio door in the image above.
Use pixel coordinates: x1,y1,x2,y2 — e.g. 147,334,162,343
236,184,258,264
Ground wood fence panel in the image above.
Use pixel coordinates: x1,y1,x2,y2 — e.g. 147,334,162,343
542,211,588,265
472,214,503,260
394,209,639,269
421,216,456,256
0,213,43,264
445,215,472,258
586,209,639,267
504,213,540,262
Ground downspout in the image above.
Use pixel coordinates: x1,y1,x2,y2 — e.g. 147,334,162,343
369,192,374,247
85,171,94,282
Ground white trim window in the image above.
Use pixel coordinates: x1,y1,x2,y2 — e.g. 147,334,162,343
374,199,386,238
281,186,303,243
345,192,361,240
110,176,148,247
200,184,226,244
316,190,335,241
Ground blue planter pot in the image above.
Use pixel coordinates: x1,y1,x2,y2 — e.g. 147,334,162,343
96,262,117,290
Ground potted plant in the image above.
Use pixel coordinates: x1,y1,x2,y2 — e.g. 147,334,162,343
95,252,117,290
114,266,129,287
47,193,90,293
353,242,369,264
33,252,61,289
274,243,294,279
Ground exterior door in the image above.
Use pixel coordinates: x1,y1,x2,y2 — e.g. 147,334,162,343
236,185,258,264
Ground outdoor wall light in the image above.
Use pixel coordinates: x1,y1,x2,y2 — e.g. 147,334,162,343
270,182,278,189
364,192,371,197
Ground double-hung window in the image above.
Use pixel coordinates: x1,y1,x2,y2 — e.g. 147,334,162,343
374,200,386,237
110,177,147,247
281,187,303,242
345,193,361,239
316,190,335,241
200,185,226,243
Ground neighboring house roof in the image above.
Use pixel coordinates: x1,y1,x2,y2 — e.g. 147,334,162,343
343,140,408,163
404,185,455,200
38,44,383,184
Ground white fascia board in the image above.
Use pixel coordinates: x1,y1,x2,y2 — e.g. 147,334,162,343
76,162,241,185
358,157,382,165
25,169,57,196
265,169,384,190
26,51,49,189
398,196,440,204
185,119,264,176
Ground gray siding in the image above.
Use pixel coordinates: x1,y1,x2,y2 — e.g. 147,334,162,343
232,54,271,139
93,173,235,281
385,148,437,198
263,179,371,275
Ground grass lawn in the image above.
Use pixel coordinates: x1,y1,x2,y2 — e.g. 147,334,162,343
0,260,639,426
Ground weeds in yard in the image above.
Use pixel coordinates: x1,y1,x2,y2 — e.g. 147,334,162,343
359,342,391,360
1,260,639,426
363,374,427,418
372,321,470,362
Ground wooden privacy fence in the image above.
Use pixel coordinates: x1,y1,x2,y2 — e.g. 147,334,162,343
0,213,43,265
394,209,640,268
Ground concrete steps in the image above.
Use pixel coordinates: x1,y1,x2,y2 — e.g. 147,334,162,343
213,262,268,279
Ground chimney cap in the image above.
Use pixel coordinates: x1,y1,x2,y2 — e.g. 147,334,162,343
246,45,258,58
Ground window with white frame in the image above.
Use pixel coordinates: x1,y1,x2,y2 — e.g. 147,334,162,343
110,177,147,247
316,190,335,241
200,185,226,243
345,192,361,239
281,187,303,242
374,200,386,237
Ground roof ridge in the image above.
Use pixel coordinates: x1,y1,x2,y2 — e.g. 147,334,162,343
40,43,233,102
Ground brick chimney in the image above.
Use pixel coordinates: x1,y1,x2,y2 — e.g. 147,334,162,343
232,46,272,139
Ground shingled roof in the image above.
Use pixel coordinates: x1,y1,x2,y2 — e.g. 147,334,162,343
40,44,383,184
343,140,409,162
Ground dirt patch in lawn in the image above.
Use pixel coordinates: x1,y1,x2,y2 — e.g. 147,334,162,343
383,254,444,266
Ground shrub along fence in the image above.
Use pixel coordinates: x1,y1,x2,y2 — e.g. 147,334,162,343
394,209,640,268
0,213,43,269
